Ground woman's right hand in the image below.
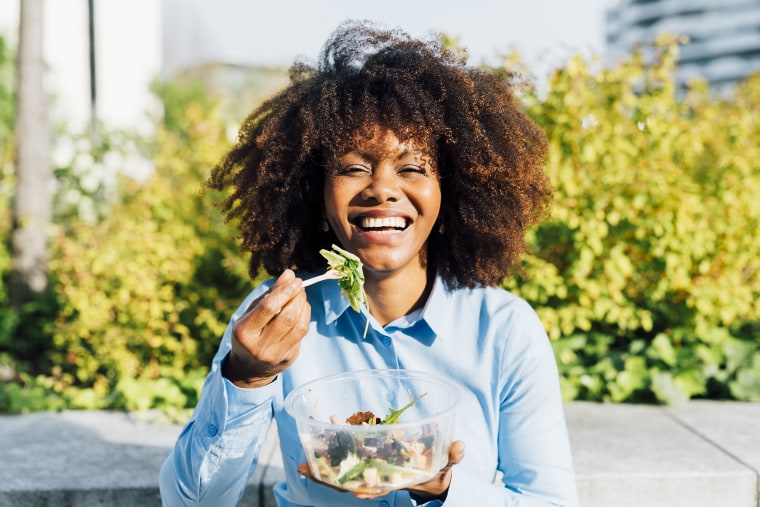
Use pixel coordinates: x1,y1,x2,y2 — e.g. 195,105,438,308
222,269,311,388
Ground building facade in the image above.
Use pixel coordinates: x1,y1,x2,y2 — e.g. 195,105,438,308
605,0,760,89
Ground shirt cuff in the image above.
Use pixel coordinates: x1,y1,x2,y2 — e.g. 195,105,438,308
223,370,281,422
192,362,280,452
409,491,444,507
443,466,501,506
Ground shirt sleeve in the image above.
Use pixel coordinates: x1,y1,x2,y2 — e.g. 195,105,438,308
444,299,579,507
159,284,281,506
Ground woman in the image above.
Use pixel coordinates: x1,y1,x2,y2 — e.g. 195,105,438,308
160,20,578,507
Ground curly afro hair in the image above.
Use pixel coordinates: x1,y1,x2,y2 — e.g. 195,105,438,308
207,20,551,289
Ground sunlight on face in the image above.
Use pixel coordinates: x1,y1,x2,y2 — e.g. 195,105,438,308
323,127,441,282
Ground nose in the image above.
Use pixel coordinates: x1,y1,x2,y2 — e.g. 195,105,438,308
360,168,401,203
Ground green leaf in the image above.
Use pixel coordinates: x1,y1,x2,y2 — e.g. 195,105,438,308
381,392,427,424
729,368,760,402
649,333,677,367
651,370,689,405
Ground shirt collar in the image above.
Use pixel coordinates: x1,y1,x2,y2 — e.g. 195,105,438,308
321,279,353,326
417,274,451,340
319,273,451,341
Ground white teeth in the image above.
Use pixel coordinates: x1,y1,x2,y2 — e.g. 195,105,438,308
359,216,407,229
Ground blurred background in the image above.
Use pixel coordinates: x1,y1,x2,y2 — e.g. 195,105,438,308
0,0,612,136
0,0,758,418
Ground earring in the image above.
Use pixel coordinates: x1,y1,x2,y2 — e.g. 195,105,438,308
438,220,445,235
322,219,330,232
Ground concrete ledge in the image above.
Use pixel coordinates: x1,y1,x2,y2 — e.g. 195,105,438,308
1,401,757,506
569,401,759,507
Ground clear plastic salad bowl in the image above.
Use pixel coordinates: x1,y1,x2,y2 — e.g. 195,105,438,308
284,369,459,495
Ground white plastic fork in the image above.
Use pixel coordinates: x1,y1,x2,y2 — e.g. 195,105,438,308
302,269,342,287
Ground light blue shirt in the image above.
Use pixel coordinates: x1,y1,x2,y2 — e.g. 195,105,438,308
160,274,578,506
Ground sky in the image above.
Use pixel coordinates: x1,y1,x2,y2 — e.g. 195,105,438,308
161,0,615,79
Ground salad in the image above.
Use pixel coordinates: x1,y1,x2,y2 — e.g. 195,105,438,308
318,244,368,313
316,244,370,338
304,393,443,494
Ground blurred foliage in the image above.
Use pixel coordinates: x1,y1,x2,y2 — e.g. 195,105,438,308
0,35,18,397
507,35,760,403
1,59,255,415
0,36,13,146
41,83,256,417
0,34,758,415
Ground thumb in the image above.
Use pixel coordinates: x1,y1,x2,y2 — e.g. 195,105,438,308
447,440,465,467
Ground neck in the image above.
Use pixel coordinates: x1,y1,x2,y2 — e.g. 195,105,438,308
364,266,434,327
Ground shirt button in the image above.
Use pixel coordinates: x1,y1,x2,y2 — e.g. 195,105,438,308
380,502,390,507
207,424,218,436
381,337,391,346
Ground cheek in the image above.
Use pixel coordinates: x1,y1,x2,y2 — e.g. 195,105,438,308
324,178,365,211
323,183,341,216
323,181,354,227
419,184,442,219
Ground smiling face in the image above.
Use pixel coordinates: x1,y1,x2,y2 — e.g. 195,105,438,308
323,128,441,283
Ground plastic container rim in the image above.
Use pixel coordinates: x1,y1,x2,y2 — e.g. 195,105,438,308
283,368,459,431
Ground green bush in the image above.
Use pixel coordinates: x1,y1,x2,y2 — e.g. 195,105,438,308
1,79,255,415
506,36,760,403
44,88,253,415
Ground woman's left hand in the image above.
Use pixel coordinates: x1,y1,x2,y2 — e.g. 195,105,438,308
297,440,465,500
402,440,465,502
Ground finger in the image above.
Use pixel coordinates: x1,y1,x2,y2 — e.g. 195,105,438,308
354,488,391,500
260,292,311,357
448,440,465,465
243,269,296,314
261,269,303,312
404,441,465,500
434,441,465,475
272,269,296,287
247,276,304,329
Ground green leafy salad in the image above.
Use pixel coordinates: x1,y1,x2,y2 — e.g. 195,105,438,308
319,244,368,312
318,244,369,337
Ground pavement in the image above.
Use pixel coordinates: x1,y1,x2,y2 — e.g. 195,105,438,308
0,401,757,507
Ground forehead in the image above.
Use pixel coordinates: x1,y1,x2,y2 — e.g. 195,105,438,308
340,126,433,160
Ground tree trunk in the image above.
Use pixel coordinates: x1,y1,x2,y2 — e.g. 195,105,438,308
10,0,51,308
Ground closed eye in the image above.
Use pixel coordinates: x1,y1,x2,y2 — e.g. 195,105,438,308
398,166,429,177
336,165,371,176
